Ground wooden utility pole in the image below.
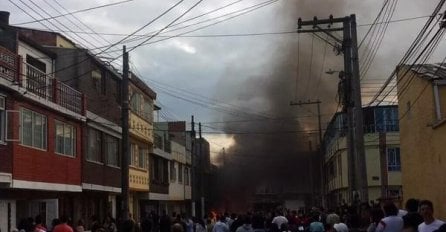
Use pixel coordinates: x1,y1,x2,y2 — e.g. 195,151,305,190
297,15,368,204
121,45,130,220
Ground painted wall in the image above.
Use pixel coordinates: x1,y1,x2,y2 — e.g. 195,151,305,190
12,100,82,189
325,128,401,204
398,68,446,220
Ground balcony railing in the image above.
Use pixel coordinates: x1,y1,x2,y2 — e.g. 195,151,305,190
0,46,86,115
25,63,52,100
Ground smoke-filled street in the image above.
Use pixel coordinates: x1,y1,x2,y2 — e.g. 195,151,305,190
0,0,446,231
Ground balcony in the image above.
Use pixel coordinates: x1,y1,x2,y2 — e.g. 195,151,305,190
0,46,85,115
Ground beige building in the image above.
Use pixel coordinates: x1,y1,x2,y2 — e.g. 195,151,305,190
397,63,446,219
323,106,401,208
128,72,156,219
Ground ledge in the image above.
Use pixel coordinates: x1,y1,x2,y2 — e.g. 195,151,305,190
432,118,446,129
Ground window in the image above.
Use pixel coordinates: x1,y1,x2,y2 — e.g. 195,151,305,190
91,69,105,94
55,121,76,156
139,145,147,169
26,55,46,72
178,163,183,183
374,107,399,132
87,128,102,162
130,92,142,114
185,167,190,185
21,108,47,149
170,161,176,182
143,100,153,121
131,143,138,167
0,96,5,142
105,134,119,167
387,147,401,171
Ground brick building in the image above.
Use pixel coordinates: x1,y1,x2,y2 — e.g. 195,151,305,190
0,18,86,230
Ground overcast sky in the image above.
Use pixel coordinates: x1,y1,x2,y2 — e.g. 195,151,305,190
2,0,445,158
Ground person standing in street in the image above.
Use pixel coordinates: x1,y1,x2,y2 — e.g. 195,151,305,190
213,215,230,232
271,211,288,230
375,201,403,232
403,199,424,232
418,200,445,232
308,214,324,232
53,216,74,232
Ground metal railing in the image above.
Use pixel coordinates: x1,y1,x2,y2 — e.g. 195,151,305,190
0,46,18,81
0,46,85,115
25,63,52,100
55,79,83,114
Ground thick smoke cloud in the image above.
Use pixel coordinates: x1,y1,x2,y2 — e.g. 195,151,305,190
212,0,347,211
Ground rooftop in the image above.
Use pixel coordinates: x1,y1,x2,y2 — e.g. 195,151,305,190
404,63,446,80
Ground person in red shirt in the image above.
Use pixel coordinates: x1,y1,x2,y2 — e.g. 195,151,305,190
53,216,73,232
34,215,47,232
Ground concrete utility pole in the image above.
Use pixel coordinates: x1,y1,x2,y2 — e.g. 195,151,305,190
297,15,368,204
290,99,323,206
191,115,196,217
121,45,130,220
199,122,205,219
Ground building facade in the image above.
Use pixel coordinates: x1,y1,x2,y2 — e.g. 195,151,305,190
397,64,446,219
0,22,86,231
128,72,156,220
323,106,401,208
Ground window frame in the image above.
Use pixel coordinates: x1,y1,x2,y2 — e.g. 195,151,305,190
105,134,120,167
387,147,401,172
20,108,47,150
86,127,103,163
170,161,176,182
185,166,190,186
54,120,76,157
178,163,183,184
0,96,5,143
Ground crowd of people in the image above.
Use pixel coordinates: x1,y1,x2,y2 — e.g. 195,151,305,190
10,199,446,232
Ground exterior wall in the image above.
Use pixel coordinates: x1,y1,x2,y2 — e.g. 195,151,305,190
12,100,82,189
56,36,75,48
398,68,446,219
169,141,190,201
49,48,122,125
324,108,401,206
0,92,14,177
130,111,153,143
18,41,54,72
82,116,122,191
129,167,149,191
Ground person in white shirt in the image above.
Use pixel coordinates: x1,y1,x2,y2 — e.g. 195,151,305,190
272,212,288,230
375,201,404,232
418,200,445,232
213,216,230,232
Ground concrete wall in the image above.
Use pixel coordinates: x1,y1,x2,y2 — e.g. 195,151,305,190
398,68,446,220
325,130,401,205
12,100,82,188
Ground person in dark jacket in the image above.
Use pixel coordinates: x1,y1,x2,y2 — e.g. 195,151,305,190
403,199,424,232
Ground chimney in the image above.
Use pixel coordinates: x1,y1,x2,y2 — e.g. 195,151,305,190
0,11,10,25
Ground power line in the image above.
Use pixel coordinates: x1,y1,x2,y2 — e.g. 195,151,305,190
360,0,398,81
36,0,185,83
29,15,430,39
358,0,391,48
125,0,205,55
23,0,105,50
13,0,134,25
90,0,280,52
368,0,445,106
